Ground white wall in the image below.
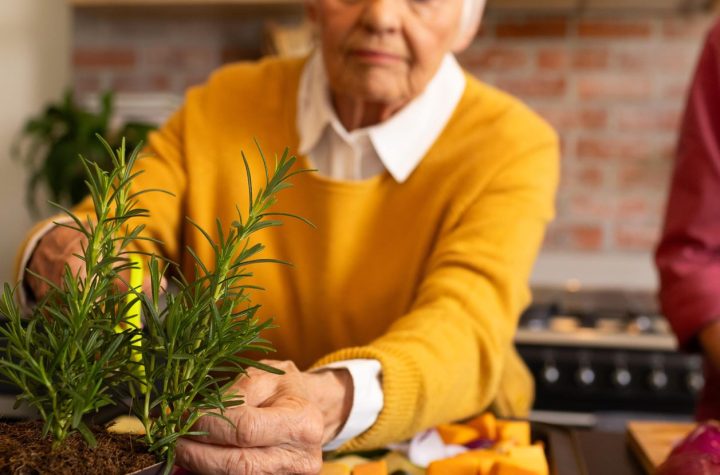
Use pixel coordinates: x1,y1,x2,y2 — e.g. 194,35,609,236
0,0,71,284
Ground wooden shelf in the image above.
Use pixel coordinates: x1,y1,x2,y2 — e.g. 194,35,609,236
71,0,301,6
70,0,711,10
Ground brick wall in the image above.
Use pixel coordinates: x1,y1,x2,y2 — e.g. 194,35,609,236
72,8,717,255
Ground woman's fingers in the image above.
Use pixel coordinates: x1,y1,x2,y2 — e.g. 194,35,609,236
189,397,323,448
175,437,323,475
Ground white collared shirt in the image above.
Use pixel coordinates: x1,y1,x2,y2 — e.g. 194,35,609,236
297,51,466,183
298,50,466,450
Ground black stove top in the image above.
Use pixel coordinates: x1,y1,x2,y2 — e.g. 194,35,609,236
516,287,702,415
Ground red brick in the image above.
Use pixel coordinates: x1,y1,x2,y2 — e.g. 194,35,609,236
74,48,136,68
563,164,606,189
535,107,608,131
143,46,217,71
615,48,699,72
615,107,682,132
494,76,567,98
573,49,609,69
495,19,568,38
459,47,528,71
577,137,648,161
616,197,661,221
537,48,609,71
613,223,660,251
577,75,652,100
568,223,605,251
542,222,606,251
111,73,171,92
617,162,673,189
577,20,653,39
568,194,615,220
662,16,714,39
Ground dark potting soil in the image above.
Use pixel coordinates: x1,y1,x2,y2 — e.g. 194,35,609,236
0,420,157,475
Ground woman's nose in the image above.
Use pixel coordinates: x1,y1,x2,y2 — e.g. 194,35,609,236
359,0,403,35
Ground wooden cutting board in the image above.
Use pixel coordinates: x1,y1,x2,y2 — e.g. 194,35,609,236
626,421,696,474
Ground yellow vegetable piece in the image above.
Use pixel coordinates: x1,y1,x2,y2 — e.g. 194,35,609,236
427,454,480,475
321,462,351,475
352,459,387,475
458,450,501,475
437,423,481,445
497,420,531,446
489,461,541,475
504,445,549,475
332,456,374,470
467,413,498,440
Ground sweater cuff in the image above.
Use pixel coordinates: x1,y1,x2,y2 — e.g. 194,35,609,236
312,345,422,452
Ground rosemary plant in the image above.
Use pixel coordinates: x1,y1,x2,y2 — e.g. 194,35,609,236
131,147,311,472
0,133,309,473
0,137,150,448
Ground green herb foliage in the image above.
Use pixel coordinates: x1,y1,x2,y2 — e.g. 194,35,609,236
0,136,150,448
130,146,311,472
0,136,309,472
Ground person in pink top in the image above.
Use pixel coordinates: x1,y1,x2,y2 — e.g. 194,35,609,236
656,19,720,421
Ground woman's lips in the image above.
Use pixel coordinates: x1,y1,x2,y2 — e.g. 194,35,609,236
349,49,404,64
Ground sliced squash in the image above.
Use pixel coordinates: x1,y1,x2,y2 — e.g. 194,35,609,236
352,459,387,475
466,413,498,440
437,423,481,445
496,420,531,446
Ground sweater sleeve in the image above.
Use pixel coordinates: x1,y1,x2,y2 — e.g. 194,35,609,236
313,130,559,451
655,22,720,351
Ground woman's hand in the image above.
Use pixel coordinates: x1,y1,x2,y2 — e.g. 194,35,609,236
175,360,353,475
25,225,162,300
26,225,88,300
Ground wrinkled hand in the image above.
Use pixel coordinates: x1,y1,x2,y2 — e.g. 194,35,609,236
27,225,88,300
26,225,160,301
176,360,353,475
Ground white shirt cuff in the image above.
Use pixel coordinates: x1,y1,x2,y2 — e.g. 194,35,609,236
317,358,383,451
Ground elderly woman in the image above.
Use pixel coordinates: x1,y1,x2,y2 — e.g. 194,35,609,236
21,0,558,472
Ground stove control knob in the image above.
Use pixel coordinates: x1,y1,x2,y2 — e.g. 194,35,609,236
542,365,560,385
612,368,632,388
687,371,705,394
649,369,669,391
576,366,595,387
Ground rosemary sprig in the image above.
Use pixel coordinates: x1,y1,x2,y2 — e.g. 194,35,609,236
130,147,311,472
0,134,310,473
0,136,151,448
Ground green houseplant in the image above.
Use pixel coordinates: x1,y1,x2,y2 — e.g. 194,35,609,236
11,90,156,217
0,135,309,474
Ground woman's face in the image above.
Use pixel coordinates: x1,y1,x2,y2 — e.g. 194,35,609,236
308,0,465,105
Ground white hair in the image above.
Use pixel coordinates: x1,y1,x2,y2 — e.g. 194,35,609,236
456,0,486,46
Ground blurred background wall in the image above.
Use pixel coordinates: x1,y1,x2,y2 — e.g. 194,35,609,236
3,2,717,290
0,0,71,284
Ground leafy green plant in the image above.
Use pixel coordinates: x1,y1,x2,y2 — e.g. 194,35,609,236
129,147,312,470
0,135,308,473
0,137,150,448
11,90,155,216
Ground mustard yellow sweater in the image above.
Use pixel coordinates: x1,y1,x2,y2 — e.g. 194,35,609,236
18,56,559,451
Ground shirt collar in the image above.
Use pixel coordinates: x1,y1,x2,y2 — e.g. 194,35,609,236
296,51,467,183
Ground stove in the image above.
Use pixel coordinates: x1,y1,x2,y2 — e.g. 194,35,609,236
515,287,703,416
